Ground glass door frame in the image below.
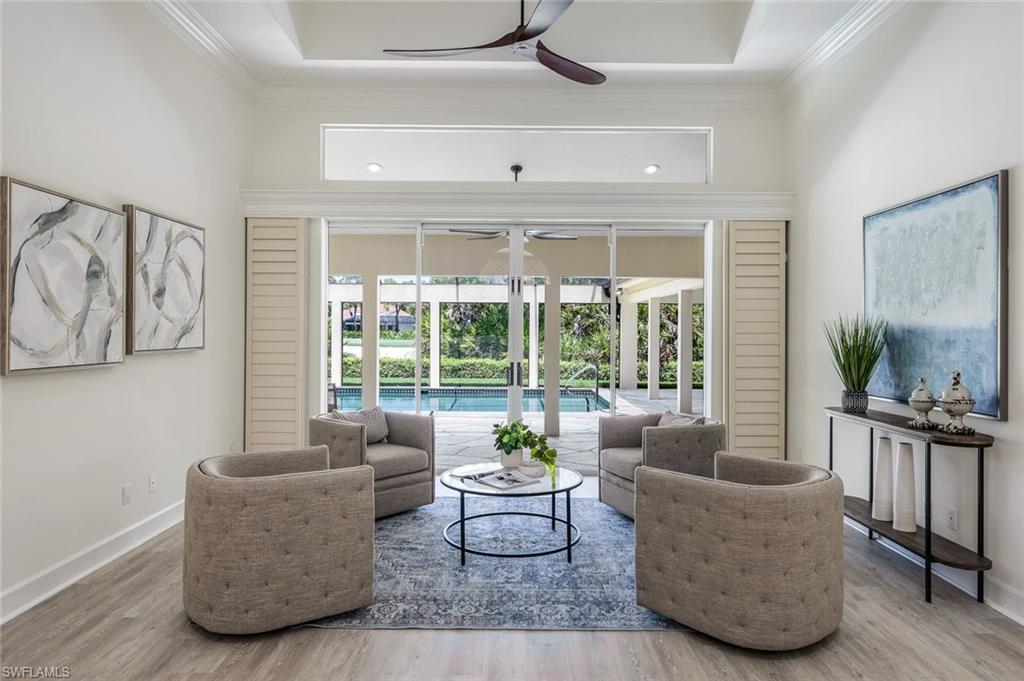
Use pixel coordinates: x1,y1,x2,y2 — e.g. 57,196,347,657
404,222,707,421
507,226,525,421
408,223,617,426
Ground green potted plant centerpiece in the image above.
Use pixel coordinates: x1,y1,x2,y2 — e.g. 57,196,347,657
824,314,888,413
491,420,537,469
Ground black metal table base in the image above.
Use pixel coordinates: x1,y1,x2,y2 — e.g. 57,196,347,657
445,492,580,564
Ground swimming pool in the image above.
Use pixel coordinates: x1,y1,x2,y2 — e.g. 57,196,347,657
332,387,608,413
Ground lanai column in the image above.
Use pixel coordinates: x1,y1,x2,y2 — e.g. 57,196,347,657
330,298,342,387
544,278,560,436
362,279,379,408
528,284,539,389
619,301,638,389
429,300,441,388
677,290,693,413
647,298,660,399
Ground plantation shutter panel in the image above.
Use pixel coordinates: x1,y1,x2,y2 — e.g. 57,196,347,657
245,218,307,450
726,220,786,459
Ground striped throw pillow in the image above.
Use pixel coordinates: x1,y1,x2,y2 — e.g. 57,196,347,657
331,406,389,444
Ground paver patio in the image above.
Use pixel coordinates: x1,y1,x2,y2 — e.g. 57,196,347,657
433,389,704,475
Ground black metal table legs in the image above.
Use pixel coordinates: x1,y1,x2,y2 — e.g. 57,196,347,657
868,426,875,541
445,491,580,563
566,490,573,564
925,442,932,603
978,447,985,603
459,491,466,566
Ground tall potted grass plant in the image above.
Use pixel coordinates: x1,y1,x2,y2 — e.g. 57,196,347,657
823,315,888,413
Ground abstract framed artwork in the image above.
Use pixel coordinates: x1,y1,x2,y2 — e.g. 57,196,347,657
1,178,126,374
125,206,205,353
864,170,1008,419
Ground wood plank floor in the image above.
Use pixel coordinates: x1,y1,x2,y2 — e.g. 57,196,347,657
2,522,1022,681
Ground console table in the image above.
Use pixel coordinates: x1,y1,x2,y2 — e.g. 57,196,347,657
825,407,993,603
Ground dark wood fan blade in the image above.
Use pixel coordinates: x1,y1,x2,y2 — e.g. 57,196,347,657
384,31,518,58
533,41,606,85
522,0,575,40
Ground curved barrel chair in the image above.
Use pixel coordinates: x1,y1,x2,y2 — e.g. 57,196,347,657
309,411,435,519
184,446,374,634
635,452,844,651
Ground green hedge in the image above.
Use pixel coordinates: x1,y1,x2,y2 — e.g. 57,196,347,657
335,354,703,388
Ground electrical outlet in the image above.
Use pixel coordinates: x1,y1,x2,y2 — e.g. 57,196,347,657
148,473,158,494
945,507,958,531
122,483,132,506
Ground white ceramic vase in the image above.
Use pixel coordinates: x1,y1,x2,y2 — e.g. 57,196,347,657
500,449,523,469
872,436,894,522
893,442,917,532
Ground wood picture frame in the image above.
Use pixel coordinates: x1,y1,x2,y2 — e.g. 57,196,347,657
863,170,1008,419
125,205,206,354
1,177,127,375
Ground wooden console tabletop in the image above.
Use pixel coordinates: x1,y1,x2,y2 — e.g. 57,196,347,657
825,407,994,448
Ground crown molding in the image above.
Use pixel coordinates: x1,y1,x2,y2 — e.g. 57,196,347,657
145,2,780,111
255,85,780,110
241,188,793,222
776,0,905,103
145,0,260,100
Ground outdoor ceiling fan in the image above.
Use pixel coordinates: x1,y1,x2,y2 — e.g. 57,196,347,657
449,228,578,241
383,0,606,85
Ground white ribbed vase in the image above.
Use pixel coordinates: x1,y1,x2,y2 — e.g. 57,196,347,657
893,442,917,532
872,436,894,522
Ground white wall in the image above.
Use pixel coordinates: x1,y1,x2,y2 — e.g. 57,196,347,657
783,2,1023,621
0,2,251,619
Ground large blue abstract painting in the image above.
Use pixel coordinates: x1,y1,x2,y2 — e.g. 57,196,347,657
864,172,1007,418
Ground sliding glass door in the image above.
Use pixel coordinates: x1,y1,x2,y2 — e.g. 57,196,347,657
614,229,705,416
325,224,706,474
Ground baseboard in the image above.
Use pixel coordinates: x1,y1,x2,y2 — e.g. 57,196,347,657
844,518,1024,625
982,576,1024,626
0,501,184,624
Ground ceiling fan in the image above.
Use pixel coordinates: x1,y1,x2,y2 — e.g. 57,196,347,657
450,228,578,241
383,0,606,85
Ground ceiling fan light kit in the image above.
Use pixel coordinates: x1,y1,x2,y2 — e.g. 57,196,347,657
383,0,606,86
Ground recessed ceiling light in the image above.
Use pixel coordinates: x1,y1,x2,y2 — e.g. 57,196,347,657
366,162,383,173
643,164,661,175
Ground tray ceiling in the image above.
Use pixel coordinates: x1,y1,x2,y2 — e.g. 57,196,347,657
189,0,858,88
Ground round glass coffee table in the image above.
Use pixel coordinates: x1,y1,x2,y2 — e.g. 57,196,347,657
439,465,583,565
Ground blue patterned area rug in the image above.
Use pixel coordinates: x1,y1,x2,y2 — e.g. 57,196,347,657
309,497,680,630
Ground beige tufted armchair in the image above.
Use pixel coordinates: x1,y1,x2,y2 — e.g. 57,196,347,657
183,446,374,635
598,414,726,518
635,452,844,651
309,412,435,519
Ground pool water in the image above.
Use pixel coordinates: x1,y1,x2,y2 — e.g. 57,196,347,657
333,387,607,413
